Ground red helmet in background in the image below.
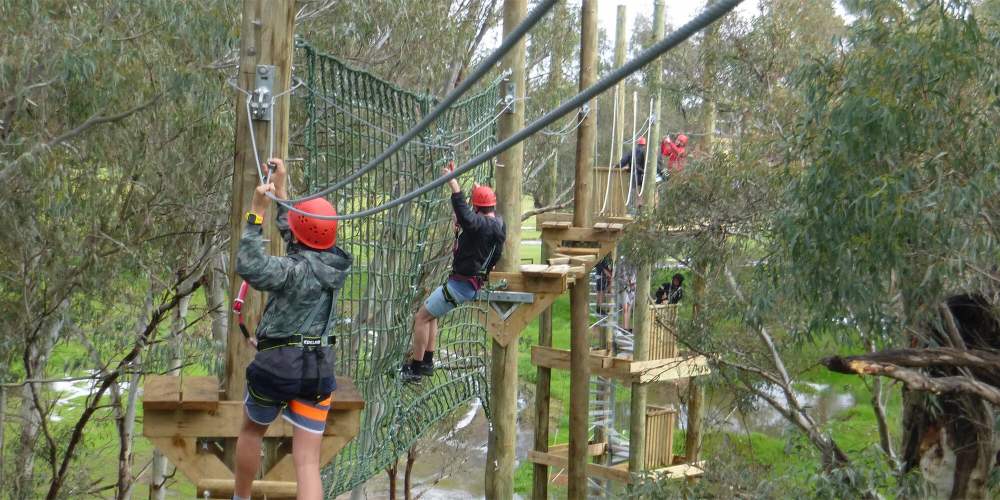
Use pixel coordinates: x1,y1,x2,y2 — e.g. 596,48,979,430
289,198,338,250
637,136,647,146
677,134,689,145
471,185,497,207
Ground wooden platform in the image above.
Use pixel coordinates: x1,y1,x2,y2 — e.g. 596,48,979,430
534,212,633,231
530,346,711,383
527,446,705,483
142,375,364,499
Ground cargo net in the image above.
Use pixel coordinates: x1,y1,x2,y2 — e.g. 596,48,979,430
289,41,502,495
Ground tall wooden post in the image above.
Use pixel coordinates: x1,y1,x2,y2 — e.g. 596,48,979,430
568,1,598,498
629,0,666,475
613,5,627,151
485,0,526,497
593,5,628,466
531,5,567,497
223,0,296,473
225,0,297,400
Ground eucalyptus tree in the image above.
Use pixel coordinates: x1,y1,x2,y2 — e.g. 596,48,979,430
782,1,1000,497
1,1,235,497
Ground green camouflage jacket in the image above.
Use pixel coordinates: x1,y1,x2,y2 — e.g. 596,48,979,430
236,206,352,379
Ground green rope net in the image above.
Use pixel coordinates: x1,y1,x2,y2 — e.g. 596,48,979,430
290,40,502,496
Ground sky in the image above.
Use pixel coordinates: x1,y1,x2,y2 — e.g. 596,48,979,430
591,0,851,36
595,0,758,36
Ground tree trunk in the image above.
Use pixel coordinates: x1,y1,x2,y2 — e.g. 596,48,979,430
150,290,190,500
899,295,1000,499
387,460,398,500
205,251,228,347
902,391,995,499
15,300,68,497
404,445,417,500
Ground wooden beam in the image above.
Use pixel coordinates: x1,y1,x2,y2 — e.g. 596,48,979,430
262,435,351,482
541,226,623,245
148,437,232,485
528,449,706,483
180,376,220,411
487,292,562,346
535,212,633,231
530,347,711,383
143,376,180,410
195,479,298,499
143,405,361,438
489,271,567,294
143,377,364,412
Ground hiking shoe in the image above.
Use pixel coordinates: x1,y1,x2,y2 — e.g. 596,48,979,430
401,362,423,383
417,361,434,377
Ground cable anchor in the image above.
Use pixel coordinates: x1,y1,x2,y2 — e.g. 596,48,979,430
249,65,276,121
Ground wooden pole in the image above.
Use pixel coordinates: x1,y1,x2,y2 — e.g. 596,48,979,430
568,1,598,498
531,6,567,497
629,0,666,476
531,146,560,500
224,0,297,401
485,0,526,497
592,5,628,468
223,0,296,472
613,5,627,151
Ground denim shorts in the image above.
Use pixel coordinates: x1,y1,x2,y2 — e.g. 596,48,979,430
424,278,478,318
244,362,336,434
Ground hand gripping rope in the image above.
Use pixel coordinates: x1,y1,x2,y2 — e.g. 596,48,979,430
267,0,743,222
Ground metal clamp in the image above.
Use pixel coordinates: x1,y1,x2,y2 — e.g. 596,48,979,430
249,65,276,121
503,78,516,114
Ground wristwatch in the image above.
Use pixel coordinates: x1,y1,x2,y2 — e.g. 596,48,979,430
246,211,264,225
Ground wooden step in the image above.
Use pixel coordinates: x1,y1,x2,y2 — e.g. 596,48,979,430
540,220,572,229
547,256,570,265
594,222,626,232
520,264,571,278
142,376,219,411
555,247,600,256
569,255,596,266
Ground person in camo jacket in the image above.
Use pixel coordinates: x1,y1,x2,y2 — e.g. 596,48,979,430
232,158,352,500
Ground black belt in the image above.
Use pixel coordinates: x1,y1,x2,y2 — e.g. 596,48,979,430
257,334,331,351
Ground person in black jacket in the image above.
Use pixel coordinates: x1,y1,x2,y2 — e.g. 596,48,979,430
403,163,507,382
617,136,648,192
655,273,684,305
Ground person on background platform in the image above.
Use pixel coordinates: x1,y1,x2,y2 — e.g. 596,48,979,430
617,136,649,193
616,257,637,332
594,255,613,312
655,273,685,305
233,158,353,500
661,134,688,174
403,162,507,383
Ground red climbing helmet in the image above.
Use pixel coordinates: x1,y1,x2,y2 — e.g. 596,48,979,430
677,134,688,145
637,136,647,146
471,185,497,207
289,198,338,250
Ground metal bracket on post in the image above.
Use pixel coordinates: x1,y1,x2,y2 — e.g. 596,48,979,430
249,65,276,121
476,290,535,321
502,77,516,114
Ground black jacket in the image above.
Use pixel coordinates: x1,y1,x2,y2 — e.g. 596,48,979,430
451,192,506,279
655,283,683,305
618,146,646,186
